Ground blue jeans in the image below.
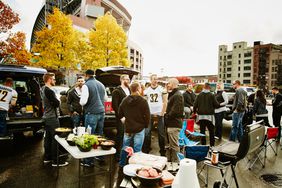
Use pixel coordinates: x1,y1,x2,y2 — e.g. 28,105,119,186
0,110,7,136
119,129,145,167
83,112,105,165
229,112,245,142
84,113,105,135
72,114,83,127
143,115,165,155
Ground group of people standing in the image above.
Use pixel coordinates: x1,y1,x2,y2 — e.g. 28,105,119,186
42,70,106,167
40,69,282,167
113,74,184,165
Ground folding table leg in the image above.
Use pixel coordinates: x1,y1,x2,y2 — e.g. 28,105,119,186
78,159,81,188
231,165,239,188
109,154,113,188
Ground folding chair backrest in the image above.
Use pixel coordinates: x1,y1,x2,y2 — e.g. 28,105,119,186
267,127,279,140
185,145,209,162
236,122,265,161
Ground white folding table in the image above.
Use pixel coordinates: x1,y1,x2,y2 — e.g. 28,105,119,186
55,135,116,187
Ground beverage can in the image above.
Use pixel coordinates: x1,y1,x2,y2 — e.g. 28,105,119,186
211,150,219,165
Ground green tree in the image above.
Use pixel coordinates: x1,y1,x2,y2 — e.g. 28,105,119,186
32,8,80,69
85,12,129,70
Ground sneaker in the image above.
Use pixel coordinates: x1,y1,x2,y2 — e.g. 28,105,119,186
214,136,219,140
80,162,93,167
52,161,69,167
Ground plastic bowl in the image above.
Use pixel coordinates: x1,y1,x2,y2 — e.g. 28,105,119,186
55,127,72,138
100,140,115,150
66,139,76,146
77,145,92,152
136,168,162,186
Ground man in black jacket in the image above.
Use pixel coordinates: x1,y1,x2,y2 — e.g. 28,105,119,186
118,82,150,167
165,78,184,162
194,83,219,146
272,87,282,141
67,77,84,127
183,84,196,119
42,72,68,167
112,74,130,160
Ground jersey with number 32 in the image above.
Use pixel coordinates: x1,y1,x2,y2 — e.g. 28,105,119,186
144,86,165,115
0,84,18,111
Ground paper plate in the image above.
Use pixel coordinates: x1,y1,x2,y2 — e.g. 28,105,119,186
123,164,144,177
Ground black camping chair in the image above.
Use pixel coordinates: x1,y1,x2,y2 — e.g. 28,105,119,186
207,121,265,188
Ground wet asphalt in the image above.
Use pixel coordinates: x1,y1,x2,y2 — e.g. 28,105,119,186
0,117,282,188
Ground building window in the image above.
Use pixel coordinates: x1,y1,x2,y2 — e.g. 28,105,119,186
244,52,252,57
244,59,251,64
227,55,232,59
239,45,241,48
219,74,221,78
243,80,251,84
227,68,232,71
227,61,232,65
226,80,231,83
220,62,222,66
238,60,241,64
219,68,221,72
238,73,240,77
220,56,222,60
227,74,231,78
243,73,251,77
238,67,240,71
244,66,251,70
220,48,222,51
130,49,134,54
234,46,236,49
238,54,241,58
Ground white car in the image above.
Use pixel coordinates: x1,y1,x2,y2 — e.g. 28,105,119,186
51,86,70,100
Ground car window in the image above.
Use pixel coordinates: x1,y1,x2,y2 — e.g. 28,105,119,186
246,88,255,92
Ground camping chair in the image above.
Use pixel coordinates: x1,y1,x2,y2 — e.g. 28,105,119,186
204,121,265,188
263,127,279,163
248,125,279,169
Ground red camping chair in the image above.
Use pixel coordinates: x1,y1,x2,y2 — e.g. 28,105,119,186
263,127,279,166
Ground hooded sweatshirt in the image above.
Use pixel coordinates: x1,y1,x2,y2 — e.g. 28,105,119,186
118,95,150,133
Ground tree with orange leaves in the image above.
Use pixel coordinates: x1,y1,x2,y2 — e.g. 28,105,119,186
0,1,31,65
0,1,20,33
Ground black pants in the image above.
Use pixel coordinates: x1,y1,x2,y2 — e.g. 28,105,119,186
273,112,281,140
115,119,124,159
215,111,225,139
44,117,60,162
199,120,215,146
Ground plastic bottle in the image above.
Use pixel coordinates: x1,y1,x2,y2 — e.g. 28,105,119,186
86,125,92,134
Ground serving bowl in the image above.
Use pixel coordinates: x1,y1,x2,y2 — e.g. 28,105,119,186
100,140,115,150
55,127,72,138
136,167,162,186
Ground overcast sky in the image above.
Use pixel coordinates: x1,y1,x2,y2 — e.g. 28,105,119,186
4,0,282,76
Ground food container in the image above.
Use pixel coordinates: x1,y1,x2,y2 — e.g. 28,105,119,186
55,127,72,138
136,167,162,186
211,150,219,165
100,140,115,150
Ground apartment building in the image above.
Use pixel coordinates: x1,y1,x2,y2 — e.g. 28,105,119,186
218,42,253,85
253,41,282,89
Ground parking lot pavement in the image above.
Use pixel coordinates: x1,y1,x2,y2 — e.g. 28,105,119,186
0,122,281,188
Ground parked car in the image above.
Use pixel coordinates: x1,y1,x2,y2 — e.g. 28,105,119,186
95,66,139,129
51,86,69,100
0,64,47,136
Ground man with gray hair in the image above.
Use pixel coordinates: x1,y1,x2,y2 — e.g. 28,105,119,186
164,78,184,162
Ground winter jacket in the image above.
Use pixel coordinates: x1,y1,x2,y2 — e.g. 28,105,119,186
253,98,268,115
165,89,184,128
112,86,129,118
118,95,150,133
67,87,83,114
273,92,282,114
183,90,196,108
232,88,247,112
194,90,220,115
